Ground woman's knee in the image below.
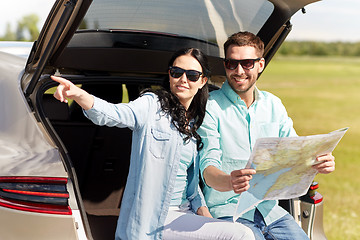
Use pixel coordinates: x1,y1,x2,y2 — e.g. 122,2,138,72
225,222,255,240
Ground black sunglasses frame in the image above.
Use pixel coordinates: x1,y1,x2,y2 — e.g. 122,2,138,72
169,66,203,82
224,57,262,70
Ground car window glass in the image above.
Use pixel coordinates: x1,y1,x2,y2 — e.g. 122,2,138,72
79,0,274,58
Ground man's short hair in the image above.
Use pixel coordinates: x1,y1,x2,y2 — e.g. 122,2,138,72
224,31,264,58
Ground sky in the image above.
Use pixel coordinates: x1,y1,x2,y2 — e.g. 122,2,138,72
1,0,360,42
287,0,360,42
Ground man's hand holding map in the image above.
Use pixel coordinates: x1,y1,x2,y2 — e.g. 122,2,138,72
233,127,348,221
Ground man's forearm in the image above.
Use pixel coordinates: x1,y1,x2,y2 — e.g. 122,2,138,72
203,166,232,192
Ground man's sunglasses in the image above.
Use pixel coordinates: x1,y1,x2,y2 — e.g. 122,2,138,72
169,66,203,82
224,57,262,70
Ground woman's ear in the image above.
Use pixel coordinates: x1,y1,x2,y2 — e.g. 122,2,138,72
199,76,208,89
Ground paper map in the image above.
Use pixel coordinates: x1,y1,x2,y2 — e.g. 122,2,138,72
233,127,348,221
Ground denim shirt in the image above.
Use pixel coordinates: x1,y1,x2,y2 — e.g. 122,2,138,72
84,92,206,240
198,81,297,225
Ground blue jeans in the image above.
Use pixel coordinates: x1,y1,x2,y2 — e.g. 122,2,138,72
220,209,309,240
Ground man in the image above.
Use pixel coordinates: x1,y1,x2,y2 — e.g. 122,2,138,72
198,31,335,240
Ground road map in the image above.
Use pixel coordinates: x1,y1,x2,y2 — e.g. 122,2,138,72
233,127,348,221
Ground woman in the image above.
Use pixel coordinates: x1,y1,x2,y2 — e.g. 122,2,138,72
52,48,254,240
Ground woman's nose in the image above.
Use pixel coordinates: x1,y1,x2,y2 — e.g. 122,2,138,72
179,73,188,82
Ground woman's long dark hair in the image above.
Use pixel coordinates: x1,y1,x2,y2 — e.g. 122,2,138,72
144,48,210,150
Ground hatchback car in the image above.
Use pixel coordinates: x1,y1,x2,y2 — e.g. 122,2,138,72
0,0,326,239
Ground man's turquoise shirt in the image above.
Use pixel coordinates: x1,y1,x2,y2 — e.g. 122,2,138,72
198,81,297,225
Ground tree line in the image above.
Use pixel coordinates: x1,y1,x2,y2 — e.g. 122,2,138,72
278,41,360,56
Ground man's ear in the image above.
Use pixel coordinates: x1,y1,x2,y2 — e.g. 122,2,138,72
258,57,265,73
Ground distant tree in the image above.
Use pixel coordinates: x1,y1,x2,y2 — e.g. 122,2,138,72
355,42,360,56
311,42,328,56
16,14,40,41
1,23,16,41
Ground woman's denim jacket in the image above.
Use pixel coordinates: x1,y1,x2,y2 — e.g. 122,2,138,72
84,92,206,240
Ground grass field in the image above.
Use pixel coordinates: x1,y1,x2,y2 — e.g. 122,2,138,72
258,56,360,240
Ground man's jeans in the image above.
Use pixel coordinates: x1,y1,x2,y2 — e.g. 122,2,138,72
221,209,310,240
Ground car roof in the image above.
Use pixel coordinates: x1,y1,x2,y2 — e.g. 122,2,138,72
0,41,33,58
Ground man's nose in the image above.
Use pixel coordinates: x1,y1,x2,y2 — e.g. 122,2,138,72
234,63,245,74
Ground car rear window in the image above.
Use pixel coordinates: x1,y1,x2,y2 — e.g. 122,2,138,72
80,0,274,57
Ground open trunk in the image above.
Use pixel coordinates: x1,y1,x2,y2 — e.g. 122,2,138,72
39,77,327,240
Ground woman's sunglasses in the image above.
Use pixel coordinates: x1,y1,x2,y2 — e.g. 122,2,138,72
169,66,203,82
224,57,262,70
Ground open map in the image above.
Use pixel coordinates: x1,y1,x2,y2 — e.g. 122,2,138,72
233,127,348,221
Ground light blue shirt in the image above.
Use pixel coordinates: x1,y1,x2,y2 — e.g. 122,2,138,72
170,140,194,206
198,81,297,225
84,92,206,240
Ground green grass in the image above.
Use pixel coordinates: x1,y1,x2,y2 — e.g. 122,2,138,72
258,56,360,240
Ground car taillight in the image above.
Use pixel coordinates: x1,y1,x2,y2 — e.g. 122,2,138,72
0,177,72,215
300,181,323,204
